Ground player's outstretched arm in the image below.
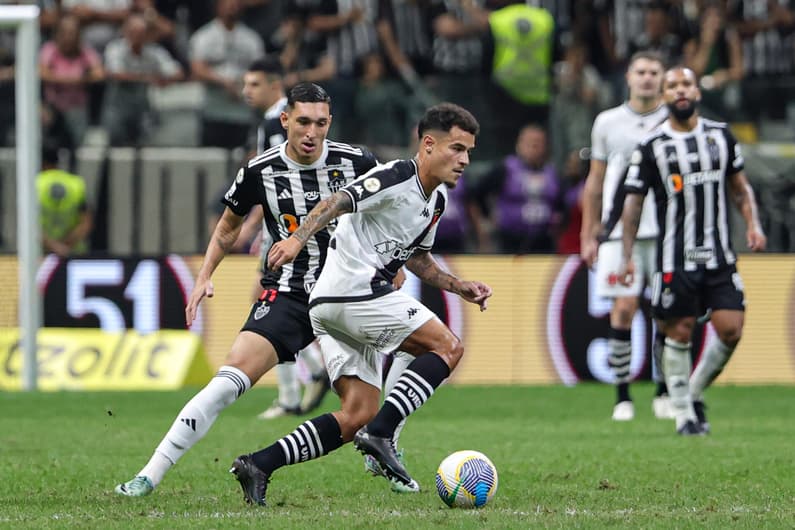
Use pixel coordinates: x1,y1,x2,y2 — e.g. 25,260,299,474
268,191,353,270
617,193,643,287
580,159,607,267
406,251,493,311
728,170,767,252
186,208,244,327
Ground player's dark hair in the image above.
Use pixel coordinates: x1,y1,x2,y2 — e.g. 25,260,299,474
248,55,284,78
287,83,332,112
417,103,479,139
42,141,60,166
628,49,666,70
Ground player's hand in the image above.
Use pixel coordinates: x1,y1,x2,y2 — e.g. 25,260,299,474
268,237,303,271
747,226,767,252
392,268,406,290
457,281,493,312
617,259,635,287
185,277,213,327
580,236,599,267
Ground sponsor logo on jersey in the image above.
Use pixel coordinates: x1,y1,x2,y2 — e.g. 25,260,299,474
669,174,683,193
374,240,416,261
235,168,244,183
685,247,714,263
373,328,396,350
279,213,304,233
683,170,721,187
407,307,419,318
277,189,293,200
304,191,320,201
352,184,365,198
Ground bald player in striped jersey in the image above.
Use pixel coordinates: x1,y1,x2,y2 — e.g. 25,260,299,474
619,66,766,435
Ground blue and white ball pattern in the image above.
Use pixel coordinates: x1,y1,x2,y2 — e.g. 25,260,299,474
435,450,498,508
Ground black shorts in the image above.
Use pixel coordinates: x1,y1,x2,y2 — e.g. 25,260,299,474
240,288,314,363
651,265,745,321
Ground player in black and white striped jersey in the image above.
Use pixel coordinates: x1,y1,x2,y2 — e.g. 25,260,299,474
229,103,492,504
115,83,379,498
619,66,766,435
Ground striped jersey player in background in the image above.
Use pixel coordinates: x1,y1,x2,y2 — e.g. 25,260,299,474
115,83,379,497
619,66,766,435
242,57,332,421
229,103,492,504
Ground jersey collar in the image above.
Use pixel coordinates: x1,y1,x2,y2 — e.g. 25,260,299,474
280,139,329,169
661,117,704,138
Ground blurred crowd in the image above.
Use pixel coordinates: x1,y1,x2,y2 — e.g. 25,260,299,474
2,0,794,255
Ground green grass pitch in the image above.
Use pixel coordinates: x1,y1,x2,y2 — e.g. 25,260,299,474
1,384,793,528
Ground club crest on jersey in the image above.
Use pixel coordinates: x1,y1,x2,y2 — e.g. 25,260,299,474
661,288,674,309
328,170,346,193
363,177,381,193
254,303,270,320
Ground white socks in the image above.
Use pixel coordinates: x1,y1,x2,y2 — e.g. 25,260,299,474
662,338,697,429
385,351,414,445
690,339,734,402
275,363,301,409
139,365,251,487
299,341,326,379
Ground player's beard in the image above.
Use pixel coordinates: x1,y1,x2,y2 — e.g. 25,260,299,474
666,99,698,121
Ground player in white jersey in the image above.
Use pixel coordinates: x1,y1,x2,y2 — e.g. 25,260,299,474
229,103,492,504
581,51,672,422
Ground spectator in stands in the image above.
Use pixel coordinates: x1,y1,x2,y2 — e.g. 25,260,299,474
62,0,132,54
471,124,564,254
556,147,589,255
0,29,15,146
627,3,684,67
550,41,604,173
131,0,176,47
354,52,413,147
683,1,744,119
483,1,554,159
39,15,105,147
190,0,265,146
730,0,795,121
37,142,93,256
102,14,184,146
278,0,337,88
305,0,381,141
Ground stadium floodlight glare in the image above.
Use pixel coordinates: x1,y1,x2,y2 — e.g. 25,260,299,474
0,5,41,391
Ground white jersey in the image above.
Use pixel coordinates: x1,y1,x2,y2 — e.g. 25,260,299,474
309,158,445,303
590,102,668,240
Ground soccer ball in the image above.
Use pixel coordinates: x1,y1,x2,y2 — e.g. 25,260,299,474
435,450,498,508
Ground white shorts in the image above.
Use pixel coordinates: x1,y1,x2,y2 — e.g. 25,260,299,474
308,291,436,390
595,239,656,298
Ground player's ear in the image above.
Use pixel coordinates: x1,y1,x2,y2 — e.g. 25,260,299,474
279,110,289,129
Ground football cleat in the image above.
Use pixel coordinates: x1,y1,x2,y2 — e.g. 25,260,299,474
230,454,270,506
676,419,707,436
300,376,331,414
364,449,414,492
354,427,419,493
693,400,711,434
611,400,635,421
114,475,154,497
256,400,301,420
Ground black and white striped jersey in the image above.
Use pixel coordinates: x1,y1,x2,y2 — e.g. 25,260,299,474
309,158,447,302
223,139,378,295
624,118,744,273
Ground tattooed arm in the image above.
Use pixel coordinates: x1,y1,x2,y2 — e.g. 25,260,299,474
728,170,766,251
186,207,245,326
617,193,644,287
406,250,493,311
267,191,354,270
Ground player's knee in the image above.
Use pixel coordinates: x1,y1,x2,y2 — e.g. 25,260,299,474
337,398,379,440
717,327,742,348
436,337,464,369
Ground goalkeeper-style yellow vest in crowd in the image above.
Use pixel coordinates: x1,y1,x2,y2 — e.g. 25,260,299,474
489,4,554,105
36,168,88,253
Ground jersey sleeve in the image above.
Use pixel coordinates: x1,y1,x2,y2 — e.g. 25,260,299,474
724,127,745,175
221,165,259,216
340,167,395,213
623,143,655,195
590,113,608,161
